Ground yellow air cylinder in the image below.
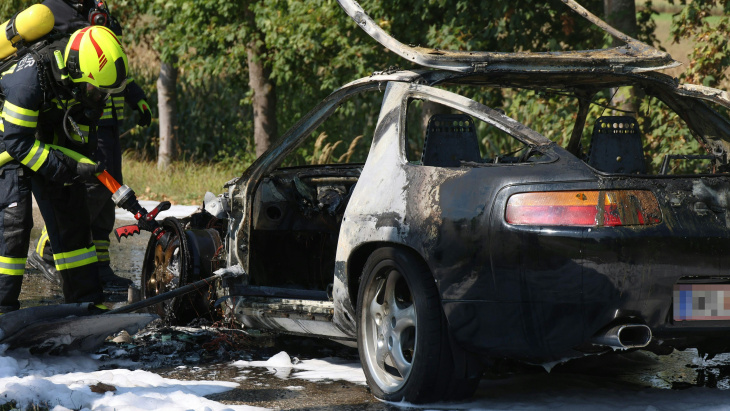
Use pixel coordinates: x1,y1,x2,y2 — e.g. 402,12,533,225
0,4,55,60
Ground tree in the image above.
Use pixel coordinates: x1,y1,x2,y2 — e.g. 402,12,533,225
140,0,271,158
604,0,639,114
668,0,730,87
245,7,276,158
0,0,35,20
106,0,729,167
157,60,178,169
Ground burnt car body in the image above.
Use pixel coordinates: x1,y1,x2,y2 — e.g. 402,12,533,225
140,0,730,403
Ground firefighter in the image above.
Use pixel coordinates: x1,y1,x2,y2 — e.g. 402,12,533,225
0,25,129,313
29,0,152,289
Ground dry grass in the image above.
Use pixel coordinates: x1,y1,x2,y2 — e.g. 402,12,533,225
638,0,724,14
121,154,247,205
652,13,693,79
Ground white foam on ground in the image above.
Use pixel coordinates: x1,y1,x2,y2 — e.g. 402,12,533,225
232,351,365,385
4,347,730,409
0,348,263,411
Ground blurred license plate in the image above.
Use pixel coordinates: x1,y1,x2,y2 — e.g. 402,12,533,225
674,284,730,321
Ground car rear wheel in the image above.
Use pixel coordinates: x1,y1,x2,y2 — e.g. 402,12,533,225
357,247,480,403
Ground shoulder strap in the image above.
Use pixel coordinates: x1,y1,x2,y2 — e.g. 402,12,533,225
5,12,22,47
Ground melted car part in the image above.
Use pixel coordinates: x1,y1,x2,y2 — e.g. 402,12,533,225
336,0,679,73
229,297,353,343
0,303,94,340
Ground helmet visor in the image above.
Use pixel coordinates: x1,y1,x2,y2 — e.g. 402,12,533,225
97,78,129,95
85,83,110,104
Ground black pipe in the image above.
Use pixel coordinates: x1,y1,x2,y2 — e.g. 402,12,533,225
105,270,238,315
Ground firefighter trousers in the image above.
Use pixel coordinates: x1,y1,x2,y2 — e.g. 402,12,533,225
0,166,32,313
86,124,122,265
0,163,103,313
37,125,121,268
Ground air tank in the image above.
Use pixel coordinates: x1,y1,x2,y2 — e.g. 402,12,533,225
0,4,55,60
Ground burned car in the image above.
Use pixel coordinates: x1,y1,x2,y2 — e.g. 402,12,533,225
139,0,730,403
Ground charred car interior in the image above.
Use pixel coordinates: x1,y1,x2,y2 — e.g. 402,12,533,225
138,0,730,404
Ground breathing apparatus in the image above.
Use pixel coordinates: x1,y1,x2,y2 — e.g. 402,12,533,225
87,3,110,27
1,4,127,145
84,1,122,35
0,4,55,60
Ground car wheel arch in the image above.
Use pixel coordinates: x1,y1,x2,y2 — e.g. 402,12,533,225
346,242,428,307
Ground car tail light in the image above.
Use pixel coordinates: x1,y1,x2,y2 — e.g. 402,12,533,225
505,190,661,227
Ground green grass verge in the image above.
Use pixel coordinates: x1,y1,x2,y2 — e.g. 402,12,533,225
652,12,722,24
121,154,250,205
639,0,724,15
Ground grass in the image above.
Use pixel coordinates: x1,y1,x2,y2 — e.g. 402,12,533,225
121,154,250,205
638,0,725,14
651,13,692,79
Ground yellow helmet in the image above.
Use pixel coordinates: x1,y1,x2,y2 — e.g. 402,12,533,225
64,26,128,92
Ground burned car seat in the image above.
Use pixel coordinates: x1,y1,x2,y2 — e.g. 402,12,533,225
588,116,646,174
421,113,482,167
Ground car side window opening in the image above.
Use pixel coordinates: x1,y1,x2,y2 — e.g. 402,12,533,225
281,94,380,168
578,86,714,175
249,92,379,291
496,85,727,175
405,98,542,166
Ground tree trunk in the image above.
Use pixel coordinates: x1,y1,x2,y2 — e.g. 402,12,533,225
247,40,277,158
420,100,451,137
604,0,638,114
157,61,178,170
604,0,638,46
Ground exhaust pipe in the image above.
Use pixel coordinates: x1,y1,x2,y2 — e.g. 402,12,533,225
591,324,652,349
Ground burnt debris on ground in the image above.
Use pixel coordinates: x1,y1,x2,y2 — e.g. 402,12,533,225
96,318,359,373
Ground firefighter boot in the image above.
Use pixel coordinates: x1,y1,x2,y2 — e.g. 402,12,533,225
98,264,132,290
30,227,62,285
29,250,62,286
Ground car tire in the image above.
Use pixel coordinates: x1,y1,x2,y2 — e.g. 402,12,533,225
357,247,480,403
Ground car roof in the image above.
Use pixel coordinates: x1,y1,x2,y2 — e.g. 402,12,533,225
336,0,680,74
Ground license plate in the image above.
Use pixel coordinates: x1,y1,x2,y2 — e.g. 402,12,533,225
674,284,730,321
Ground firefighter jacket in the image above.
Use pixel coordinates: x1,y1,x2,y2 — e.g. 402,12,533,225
99,79,146,126
0,52,94,180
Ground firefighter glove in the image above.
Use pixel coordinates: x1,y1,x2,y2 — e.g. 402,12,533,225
136,99,152,127
76,161,104,182
49,150,80,184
